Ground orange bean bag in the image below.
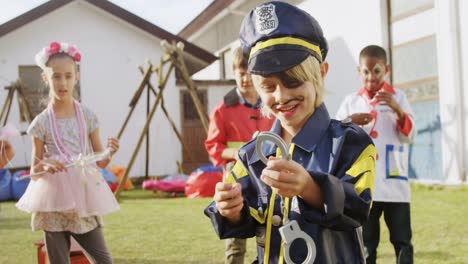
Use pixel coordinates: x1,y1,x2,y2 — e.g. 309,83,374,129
108,165,134,191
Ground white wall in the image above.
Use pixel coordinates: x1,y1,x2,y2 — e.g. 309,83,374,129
391,9,436,46
188,0,301,52
0,1,181,177
435,0,467,183
193,61,221,80
207,86,233,114
459,0,468,182
191,14,244,53
298,0,387,117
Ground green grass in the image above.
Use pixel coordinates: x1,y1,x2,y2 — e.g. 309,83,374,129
0,184,467,263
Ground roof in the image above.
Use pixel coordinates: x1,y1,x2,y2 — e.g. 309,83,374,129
178,0,304,41
0,0,217,75
178,0,236,39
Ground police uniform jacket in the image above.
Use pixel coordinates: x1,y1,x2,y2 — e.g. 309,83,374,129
205,104,376,263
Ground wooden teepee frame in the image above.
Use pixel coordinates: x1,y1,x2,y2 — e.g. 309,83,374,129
0,80,32,127
113,40,209,199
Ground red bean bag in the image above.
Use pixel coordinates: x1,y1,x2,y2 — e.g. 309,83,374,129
185,165,223,198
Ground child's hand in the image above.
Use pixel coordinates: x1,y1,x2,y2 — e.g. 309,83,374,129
375,91,404,119
350,113,374,126
106,136,119,156
260,156,311,198
0,140,11,149
214,182,244,224
39,159,66,174
0,140,13,155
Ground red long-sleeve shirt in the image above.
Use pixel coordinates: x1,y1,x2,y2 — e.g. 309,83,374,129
205,88,274,167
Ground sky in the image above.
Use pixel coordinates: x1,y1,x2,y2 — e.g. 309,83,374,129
0,0,214,34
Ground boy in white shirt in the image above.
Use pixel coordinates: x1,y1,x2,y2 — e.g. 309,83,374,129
336,45,416,264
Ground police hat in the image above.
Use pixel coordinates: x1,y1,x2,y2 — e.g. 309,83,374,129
240,1,328,75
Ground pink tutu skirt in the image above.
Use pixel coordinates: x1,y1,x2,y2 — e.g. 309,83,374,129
16,162,120,217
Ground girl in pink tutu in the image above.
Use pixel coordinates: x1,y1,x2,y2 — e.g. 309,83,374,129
16,41,119,264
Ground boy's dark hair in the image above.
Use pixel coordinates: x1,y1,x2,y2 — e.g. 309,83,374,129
232,47,248,71
359,45,387,64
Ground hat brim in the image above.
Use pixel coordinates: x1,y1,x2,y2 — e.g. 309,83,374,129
248,46,319,75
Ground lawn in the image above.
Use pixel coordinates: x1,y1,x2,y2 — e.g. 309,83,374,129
0,184,467,263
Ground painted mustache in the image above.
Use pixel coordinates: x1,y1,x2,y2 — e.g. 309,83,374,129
271,96,305,109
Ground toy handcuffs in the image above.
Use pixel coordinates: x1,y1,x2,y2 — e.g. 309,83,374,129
255,132,316,264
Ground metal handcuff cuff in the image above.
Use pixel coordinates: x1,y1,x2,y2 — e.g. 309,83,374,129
255,132,316,264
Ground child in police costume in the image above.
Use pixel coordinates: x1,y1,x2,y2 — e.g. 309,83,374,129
205,2,376,263
205,47,274,264
336,45,416,264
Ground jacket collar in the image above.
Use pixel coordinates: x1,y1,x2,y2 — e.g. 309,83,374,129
248,103,331,165
223,88,240,107
224,87,262,108
357,81,396,100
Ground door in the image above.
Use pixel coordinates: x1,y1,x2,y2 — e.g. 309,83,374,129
181,89,209,174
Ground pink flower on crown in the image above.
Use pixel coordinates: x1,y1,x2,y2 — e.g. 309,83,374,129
35,41,81,69
74,52,81,62
46,41,61,56
67,46,77,56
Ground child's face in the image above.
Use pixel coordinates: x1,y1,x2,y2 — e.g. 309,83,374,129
358,56,389,93
252,74,315,133
42,56,79,101
234,67,254,95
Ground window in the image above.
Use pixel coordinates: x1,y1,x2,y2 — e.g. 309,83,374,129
390,0,434,21
219,48,233,80
388,0,438,102
392,36,438,85
181,89,207,123
388,0,441,180
391,36,439,102
18,65,81,120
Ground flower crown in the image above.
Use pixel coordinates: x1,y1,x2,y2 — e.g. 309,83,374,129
35,41,81,69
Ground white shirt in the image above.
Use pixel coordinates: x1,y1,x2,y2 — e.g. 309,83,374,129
336,83,416,202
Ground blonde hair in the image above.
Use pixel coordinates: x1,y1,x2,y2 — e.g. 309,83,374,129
260,56,324,117
232,47,248,71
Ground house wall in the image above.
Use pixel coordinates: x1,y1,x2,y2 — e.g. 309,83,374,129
187,0,298,53
435,0,468,182
460,0,468,182
297,0,388,116
0,1,182,177
190,14,243,54
388,2,440,181
206,86,233,114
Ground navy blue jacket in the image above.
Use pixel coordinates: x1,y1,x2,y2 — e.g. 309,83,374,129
205,104,376,264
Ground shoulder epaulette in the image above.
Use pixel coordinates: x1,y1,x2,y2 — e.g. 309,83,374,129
237,136,257,160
